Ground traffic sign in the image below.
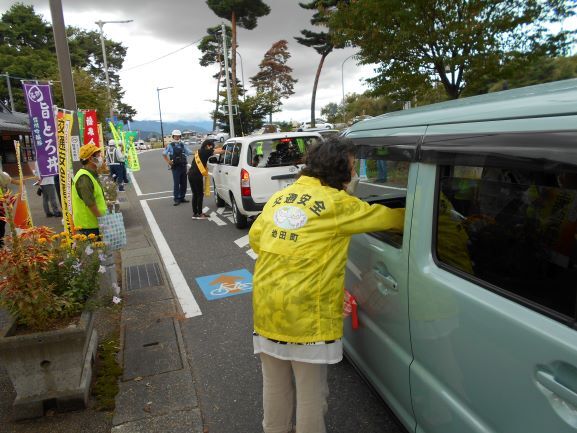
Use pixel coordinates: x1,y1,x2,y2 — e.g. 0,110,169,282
195,269,253,301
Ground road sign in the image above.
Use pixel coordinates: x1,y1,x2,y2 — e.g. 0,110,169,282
195,269,253,301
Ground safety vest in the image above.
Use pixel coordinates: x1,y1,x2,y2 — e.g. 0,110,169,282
72,168,107,230
249,175,405,343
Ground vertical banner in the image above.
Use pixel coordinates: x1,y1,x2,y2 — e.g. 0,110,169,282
124,131,140,172
56,110,74,235
82,109,100,147
22,82,58,178
77,110,85,146
97,123,104,147
13,141,33,229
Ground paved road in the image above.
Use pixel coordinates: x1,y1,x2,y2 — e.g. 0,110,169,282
131,148,404,433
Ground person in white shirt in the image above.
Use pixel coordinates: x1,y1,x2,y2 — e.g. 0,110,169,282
106,139,126,191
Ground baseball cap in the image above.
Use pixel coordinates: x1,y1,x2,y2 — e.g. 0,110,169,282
79,143,101,160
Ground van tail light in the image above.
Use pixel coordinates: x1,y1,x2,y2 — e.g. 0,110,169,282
240,168,251,197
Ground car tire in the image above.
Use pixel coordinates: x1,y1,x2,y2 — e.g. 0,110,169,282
214,181,226,207
231,196,248,229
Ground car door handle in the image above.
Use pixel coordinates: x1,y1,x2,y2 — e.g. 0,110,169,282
536,369,577,408
373,267,398,294
224,171,229,175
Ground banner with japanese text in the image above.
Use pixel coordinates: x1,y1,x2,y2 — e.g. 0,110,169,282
82,110,100,147
13,141,33,229
56,109,74,235
77,110,85,145
22,82,58,178
124,131,140,172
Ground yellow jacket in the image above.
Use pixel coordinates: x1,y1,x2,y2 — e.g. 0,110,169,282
249,175,405,343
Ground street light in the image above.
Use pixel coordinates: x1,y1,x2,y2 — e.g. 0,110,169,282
236,51,246,102
95,19,133,120
341,53,356,124
156,86,173,147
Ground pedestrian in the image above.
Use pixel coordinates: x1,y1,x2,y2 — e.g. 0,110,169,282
0,171,18,248
162,129,191,206
106,138,126,191
249,136,405,433
35,161,62,218
188,138,223,219
72,143,107,237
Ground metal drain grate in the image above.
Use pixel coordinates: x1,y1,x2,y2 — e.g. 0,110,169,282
125,262,163,290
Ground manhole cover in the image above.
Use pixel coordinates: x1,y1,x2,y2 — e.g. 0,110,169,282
125,262,163,290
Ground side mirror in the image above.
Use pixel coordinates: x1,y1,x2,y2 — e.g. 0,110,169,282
208,155,220,164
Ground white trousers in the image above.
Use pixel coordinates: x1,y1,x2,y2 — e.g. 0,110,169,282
260,353,329,433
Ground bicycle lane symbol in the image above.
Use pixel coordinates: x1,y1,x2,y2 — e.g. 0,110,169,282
195,269,253,301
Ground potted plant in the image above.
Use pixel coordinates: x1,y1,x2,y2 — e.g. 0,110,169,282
0,190,107,420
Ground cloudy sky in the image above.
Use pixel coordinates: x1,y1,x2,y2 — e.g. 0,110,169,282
1,0,376,124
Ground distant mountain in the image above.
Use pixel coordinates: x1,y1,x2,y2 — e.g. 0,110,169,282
129,120,213,139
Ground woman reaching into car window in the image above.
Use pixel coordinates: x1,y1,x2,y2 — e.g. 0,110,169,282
249,136,405,433
188,138,224,219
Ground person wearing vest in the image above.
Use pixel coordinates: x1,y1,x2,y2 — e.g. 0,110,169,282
72,143,107,236
0,171,18,248
106,138,126,191
162,129,192,206
249,136,405,433
187,138,224,219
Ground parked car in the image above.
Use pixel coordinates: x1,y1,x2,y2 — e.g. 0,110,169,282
207,131,230,143
342,78,577,433
298,118,334,130
208,132,323,228
300,128,340,140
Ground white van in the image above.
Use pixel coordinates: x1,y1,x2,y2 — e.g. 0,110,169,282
208,132,322,228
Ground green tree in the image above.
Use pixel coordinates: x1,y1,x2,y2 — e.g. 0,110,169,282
250,40,297,123
329,0,576,100
198,25,232,131
320,102,339,123
206,0,271,99
295,0,341,127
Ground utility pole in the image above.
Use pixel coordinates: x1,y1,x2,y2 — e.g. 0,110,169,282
221,23,235,138
4,73,14,112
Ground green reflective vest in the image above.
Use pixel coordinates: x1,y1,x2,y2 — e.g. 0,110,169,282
72,168,106,230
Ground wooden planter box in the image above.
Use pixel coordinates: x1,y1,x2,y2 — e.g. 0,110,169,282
0,310,98,420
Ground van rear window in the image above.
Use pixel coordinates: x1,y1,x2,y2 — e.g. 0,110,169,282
436,166,577,321
248,136,321,168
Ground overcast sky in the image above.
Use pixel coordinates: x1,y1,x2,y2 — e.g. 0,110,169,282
0,0,376,123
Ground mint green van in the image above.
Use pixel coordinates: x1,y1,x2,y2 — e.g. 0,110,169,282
344,79,577,433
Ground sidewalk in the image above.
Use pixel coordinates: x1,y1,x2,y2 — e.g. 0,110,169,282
0,179,204,432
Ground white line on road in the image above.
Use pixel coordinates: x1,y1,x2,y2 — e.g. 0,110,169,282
247,249,258,260
137,190,173,196
234,235,250,248
216,207,225,214
209,212,226,226
129,171,143,196
140,200,202,318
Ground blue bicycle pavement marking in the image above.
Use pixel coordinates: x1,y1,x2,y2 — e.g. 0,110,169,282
195,269,253,301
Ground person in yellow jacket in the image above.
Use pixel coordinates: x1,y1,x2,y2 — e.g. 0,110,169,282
72,143,107,236
249,136,405,433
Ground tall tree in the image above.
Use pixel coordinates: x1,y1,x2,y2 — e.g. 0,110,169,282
198,25,232,131
206,0,271,99
0,3,135,118
295,0,341,127
250,40,297,123
329,0,576,100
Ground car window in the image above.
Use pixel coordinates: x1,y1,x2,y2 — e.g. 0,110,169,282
223,143,234,165
231,143,241,167
247,136,321,168
436,165,577,321
352,149,410,248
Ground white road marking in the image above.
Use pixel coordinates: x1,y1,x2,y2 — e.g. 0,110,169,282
203,206,210,214
140,193,192,202
129,171,143,196
140,200,202,318
209,212,226,226
137,190,173,196
216,207,225,214
227,216,235,223
234,235,250,248
247,249,258,260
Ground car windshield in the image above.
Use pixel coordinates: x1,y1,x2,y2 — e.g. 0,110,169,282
248,136,321,168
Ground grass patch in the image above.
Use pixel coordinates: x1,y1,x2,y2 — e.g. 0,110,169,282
92,332,123,411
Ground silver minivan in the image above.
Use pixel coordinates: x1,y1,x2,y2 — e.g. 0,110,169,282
344,79,577,433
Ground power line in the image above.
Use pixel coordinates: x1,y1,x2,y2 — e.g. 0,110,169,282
2,72,60,83
122,38,203,72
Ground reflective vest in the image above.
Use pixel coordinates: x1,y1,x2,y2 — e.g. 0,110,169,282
72,168,106,230
249,175,405,343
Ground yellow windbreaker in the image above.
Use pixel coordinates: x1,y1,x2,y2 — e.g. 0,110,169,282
249,175,405,343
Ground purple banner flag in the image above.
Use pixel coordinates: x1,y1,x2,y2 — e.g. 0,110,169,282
23,83,58,177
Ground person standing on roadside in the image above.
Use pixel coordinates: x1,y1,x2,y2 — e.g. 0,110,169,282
188,138,223,219
249,136,405,433
0,171,19,248
72,143,107,237
106,138,126,191
35,161,62,218
162,129,191,206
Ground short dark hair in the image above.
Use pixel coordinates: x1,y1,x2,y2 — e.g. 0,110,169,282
201,139,218,149
300,136,355,190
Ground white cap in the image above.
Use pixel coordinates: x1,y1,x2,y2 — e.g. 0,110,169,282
108,138,116,146
171,129,182,136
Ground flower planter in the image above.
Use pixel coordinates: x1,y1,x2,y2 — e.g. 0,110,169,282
0,310,98,420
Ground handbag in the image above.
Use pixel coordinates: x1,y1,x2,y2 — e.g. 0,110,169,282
36,187,42,196
97,211,127,251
